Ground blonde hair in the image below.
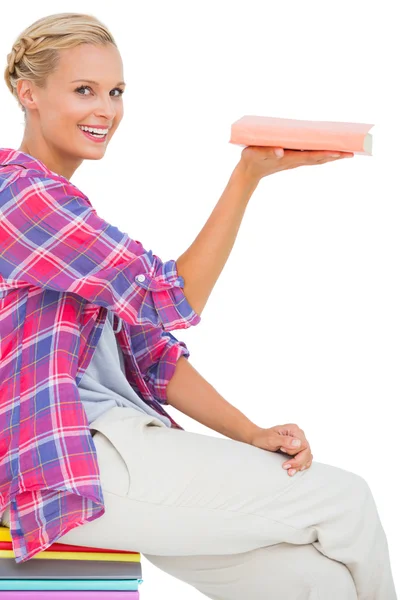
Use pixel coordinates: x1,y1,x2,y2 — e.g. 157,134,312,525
4,12,117,118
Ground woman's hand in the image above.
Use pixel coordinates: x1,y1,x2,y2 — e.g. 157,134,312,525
239,146,354,182
249,423,313,477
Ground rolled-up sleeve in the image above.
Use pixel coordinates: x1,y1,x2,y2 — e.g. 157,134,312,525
0,175,201,332
129,321,190,404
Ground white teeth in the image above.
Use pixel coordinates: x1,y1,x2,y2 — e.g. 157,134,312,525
79,125,107,135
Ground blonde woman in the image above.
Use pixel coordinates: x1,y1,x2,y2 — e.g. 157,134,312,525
0,12,396,600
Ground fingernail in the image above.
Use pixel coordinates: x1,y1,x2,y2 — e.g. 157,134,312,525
292,439,301,447
283,464,291,470
275,148,284,158
300,466,306,471
288,469,297,476
330,154,341,157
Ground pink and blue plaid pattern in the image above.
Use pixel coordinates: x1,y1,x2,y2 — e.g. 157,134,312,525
0,148,201,564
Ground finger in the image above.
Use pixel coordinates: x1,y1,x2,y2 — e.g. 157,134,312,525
279,446,300,456
279,437,306,454
285,150,352,163
314,152,355,164
286,459,313,475
306,150,353,159
282,448,311,470
281,436,303,450
275,426,309,454
316,154,349,163
303,461,313,469
299,460,313,472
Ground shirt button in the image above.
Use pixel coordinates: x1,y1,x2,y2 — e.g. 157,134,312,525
136,274,146,282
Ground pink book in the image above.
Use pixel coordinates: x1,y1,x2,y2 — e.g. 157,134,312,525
229,115,374,155
0,594,138,600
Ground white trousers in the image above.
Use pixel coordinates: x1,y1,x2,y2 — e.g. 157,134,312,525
2,407,397,600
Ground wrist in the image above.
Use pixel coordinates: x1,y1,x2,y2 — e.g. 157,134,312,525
234,160,262,191
241,422,263,445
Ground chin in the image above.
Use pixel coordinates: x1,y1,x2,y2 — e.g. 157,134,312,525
80,143,108,156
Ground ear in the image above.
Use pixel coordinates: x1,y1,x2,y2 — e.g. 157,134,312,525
16,79,38,111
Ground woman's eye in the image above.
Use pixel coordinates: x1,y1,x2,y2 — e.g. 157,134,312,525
75,86,91,96
75,85,124,97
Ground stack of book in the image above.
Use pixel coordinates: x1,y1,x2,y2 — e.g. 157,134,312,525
0,526,143,599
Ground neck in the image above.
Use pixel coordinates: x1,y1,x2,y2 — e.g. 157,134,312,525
18,135,83,180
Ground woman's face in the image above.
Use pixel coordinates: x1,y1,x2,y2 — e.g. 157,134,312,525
18,42,125,168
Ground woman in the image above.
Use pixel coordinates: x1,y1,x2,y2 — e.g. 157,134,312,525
0,12,396,600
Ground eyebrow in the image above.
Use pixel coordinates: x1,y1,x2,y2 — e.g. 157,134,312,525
71,79,126,86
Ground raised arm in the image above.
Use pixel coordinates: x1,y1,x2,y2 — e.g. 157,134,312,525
176,161,259,316
1,161,260,329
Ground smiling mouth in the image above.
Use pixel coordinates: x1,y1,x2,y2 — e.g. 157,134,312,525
78,126,109,141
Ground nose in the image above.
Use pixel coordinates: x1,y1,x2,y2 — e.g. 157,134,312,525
94,94,118,122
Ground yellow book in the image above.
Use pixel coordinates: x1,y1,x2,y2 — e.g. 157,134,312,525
0,528,139,562
0,549,140,562
0,527,11,542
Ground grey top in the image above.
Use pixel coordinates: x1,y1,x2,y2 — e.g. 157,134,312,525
77,310,172,427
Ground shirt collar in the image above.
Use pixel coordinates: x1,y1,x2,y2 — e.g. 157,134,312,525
0,147,86,199
0,147,71,184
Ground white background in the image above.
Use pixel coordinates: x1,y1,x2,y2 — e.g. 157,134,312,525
1,0,399,597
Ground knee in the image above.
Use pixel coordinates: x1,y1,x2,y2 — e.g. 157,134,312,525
339,469,373,512
320,462,372,508
349,471,372,496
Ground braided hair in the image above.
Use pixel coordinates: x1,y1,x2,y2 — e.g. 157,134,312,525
4,13,117,117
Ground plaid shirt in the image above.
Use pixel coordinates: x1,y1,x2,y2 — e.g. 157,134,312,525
0,148,201,563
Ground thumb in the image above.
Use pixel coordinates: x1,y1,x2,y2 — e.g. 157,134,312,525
279,435,302,450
